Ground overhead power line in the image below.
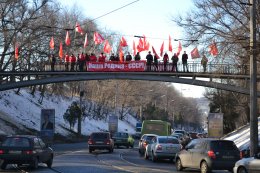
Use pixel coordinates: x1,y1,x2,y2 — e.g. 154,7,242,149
88,0,140,23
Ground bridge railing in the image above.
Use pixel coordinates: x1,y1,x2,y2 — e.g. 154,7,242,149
43,61,249,75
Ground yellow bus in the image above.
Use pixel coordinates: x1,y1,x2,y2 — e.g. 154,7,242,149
141,120,171,136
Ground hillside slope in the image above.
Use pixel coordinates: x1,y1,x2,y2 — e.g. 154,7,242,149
0,89,137,137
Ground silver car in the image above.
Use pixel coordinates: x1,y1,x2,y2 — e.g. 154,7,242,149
233,153,260,173
144,136,181,162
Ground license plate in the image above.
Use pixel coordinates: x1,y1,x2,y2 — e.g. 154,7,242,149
166,147,174,150
9,150,21,154
96,141,103,144
222,156,234,159
116,140,122,142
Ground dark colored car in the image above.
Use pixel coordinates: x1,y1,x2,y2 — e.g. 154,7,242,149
0,135,53,170
88,132,114,153
239,144,260,158
175,138,241,173
138,134,157,156
112,132,134,148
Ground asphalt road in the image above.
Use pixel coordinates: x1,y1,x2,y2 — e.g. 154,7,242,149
1,142,232,173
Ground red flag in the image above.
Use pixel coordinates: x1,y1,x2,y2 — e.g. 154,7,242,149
59,42,63,59
209,41,218,56
176,41,182,56
160,41,164,57
190,47,200,59
133,40,136,56
75,22,83,35
49,36,54,49
65,31,70,46
84,33,88,48
152,46,160,59
119,47,124,62
103,40,112,53
94,31,104,45
169,35,172,52
144,41,150,51
120,36,128,47
143,35,150,51
136,38,144,52
15,43,19,59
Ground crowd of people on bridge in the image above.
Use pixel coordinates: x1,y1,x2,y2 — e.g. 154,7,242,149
49,51,208,72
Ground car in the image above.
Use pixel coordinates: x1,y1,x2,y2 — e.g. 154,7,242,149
239,144,260,158
233,152,260,173
175,138,241,173
173,130,188,138
138,134,157,156
189,132,198,139
112,132,134,148
88,132,114,153
144,136,182,162
0,135,54,170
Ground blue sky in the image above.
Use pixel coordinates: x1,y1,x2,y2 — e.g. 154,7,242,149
58,0,205,98
58,0,194,54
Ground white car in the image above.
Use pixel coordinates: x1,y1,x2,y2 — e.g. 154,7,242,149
144,136,182,162
233,153,260,173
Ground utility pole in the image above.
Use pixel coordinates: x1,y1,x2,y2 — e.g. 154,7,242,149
249,0,258,157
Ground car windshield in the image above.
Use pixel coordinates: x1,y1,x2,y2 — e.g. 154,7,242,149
210,141,238,150
146,136,156,142
114,133,128,138
2,137,30,147
91,133,109,140
159,138,179,144
174,130,185,134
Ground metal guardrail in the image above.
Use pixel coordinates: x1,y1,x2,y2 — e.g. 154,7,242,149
43,62,250,75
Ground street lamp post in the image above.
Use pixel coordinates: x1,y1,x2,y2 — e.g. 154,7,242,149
249,0,258,157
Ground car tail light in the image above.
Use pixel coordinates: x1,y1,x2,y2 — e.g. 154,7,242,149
240,151,244,159
143,141,148,148
24,150,34,155
156,145,162,150
105,140,110,145
207,150,216,159
0,150,4,154
88,139,93,145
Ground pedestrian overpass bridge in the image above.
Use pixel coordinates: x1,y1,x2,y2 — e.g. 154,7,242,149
0,62,259,96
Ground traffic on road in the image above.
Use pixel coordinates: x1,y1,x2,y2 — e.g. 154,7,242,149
0,129,259,173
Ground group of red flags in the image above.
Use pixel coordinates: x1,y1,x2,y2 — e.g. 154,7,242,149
14,22,219,60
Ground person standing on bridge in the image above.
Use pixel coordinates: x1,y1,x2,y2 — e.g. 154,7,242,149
65,53,70,71
153,54,159,71
78,52,86,71
89,53,97,62
163,53,169,71
134,52,141,61
125,52,132,61
98,52,106,62
70,54,76,71
182,51,189,72
146,51,153,71
201,54,208,72
50,54,56,71
171,53,179,72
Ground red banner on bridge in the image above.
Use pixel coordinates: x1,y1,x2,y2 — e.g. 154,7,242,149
86,61,146,72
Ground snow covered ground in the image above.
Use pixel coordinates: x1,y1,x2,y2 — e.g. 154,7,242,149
0,89,137,137
224,118,260,150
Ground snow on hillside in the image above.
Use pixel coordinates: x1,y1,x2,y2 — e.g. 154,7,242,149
0,89,137,136
224,118,260,150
